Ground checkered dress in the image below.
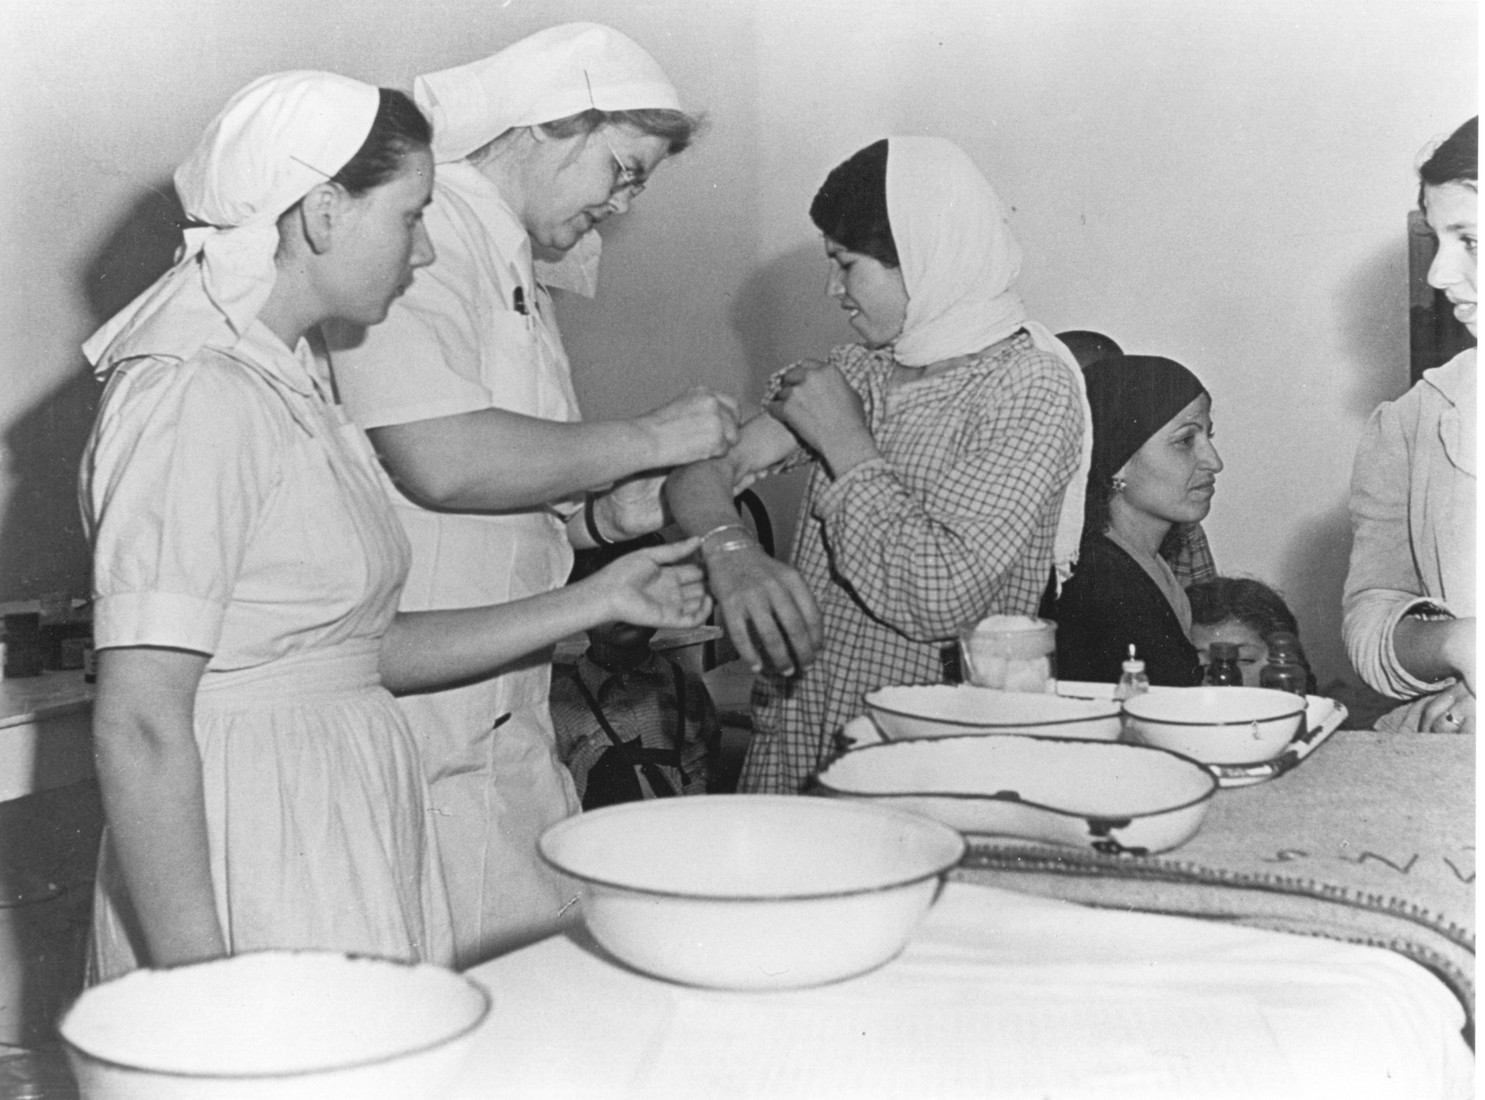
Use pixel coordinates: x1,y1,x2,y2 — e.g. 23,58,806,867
738,332,1085,793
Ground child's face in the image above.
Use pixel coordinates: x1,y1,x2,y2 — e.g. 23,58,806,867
1190,618,1268,688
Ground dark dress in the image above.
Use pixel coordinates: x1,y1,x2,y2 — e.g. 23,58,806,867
1053,534,1204,687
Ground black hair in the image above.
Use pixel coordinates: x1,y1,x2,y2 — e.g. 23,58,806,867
330,88,432,195
1056,330,1124,371
1418,116,1477,205
809,139,899,267
538,107,702,156
1188,576,1315,690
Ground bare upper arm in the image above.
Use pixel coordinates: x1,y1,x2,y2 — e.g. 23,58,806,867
94,647,209,738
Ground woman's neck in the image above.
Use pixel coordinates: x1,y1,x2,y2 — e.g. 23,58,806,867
1106,499,1171,561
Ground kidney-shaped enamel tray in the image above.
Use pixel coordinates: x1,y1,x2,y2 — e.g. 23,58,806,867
817,727,1218,855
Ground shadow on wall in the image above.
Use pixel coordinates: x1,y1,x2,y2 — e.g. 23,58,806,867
0,182,183,598
1275,502,1353,694
1336,240,1413,416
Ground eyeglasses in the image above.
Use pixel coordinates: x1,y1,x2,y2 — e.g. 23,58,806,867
584,69,647,200
599,131,647,199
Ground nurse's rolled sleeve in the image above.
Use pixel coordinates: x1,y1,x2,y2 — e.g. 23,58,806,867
86,355,272,658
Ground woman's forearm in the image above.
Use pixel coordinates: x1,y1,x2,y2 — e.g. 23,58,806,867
367,388,737,513
369,412,652,510
1392,615,1476,690
381,582,619,692
93,648,225,967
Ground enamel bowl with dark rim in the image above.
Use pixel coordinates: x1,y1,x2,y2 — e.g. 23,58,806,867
1121,686,1308,766
817,734,1217,854
60,951,490,1100
538,794,966,990
864,684,1122,742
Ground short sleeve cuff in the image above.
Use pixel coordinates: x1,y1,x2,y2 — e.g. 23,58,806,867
93,591,225,655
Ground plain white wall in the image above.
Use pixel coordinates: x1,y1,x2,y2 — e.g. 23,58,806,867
0,0,1475,691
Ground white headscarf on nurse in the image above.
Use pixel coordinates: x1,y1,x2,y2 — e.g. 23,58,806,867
79,71,710,979
1343,115,1476,734
327,23,734,966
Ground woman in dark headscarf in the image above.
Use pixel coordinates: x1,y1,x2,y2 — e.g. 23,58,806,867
1053,355,1222,685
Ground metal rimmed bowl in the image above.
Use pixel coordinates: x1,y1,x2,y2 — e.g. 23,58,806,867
865,684,1122,742
817,734,1218,854
1121,686,1308,766
538,794,966,990
59,951,490,1100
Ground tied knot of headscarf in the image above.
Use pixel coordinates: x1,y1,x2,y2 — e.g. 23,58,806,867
413,22,683,298
1082,355,1209,519
83,70,380,376
881,136,1094,582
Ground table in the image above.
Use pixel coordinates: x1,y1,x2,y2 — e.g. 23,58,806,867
449,880,1471,1099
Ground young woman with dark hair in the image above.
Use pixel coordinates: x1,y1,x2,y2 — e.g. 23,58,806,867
665,136,1090,794
1343,116,1476,734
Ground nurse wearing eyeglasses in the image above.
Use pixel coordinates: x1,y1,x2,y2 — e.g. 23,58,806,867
329,23,731,966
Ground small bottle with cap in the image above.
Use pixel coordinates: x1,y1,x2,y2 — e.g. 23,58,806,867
1258,631,1308,696
1114,644,1149,702
1204,641,1244,687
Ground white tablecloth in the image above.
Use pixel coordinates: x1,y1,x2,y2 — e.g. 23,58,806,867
449,881,1471,1099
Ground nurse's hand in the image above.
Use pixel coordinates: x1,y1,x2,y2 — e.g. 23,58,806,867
636,387,740,467
766,361,877,478
587,538,713,629
704,543,823,675
594,475,667,542
1419,681,1475,734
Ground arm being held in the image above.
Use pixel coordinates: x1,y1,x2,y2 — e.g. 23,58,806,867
664,413,824,675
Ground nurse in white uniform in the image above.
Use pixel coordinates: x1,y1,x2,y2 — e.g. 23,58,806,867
81,70,712,978
329,23,726,964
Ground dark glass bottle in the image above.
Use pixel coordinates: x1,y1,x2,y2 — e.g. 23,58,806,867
1259,631,1308,696
1204,641,1243,686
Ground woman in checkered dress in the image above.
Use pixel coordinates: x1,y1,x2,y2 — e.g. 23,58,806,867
665,137,1091,793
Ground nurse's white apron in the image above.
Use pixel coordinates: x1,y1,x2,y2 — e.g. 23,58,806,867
391,294,584,966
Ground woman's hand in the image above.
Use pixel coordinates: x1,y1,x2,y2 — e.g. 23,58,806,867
703,543,823,675
636,387,740,468
591,474,667,543
766,361,878,477
582,538,713,629
1419,680,1475,734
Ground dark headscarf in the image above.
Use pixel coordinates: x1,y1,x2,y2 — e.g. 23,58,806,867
1082,355,1208,534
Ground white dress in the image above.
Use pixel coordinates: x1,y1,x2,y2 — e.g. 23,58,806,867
82,324,454,980
330,161,583,965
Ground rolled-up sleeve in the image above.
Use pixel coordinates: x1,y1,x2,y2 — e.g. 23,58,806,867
1342,399,1446,698
811,353,1082,641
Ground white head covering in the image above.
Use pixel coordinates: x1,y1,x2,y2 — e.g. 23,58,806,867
413,22,683,296
883,136,1094,583
83,70,380,375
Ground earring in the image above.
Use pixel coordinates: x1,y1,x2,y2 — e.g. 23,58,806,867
1110,475,1127,493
